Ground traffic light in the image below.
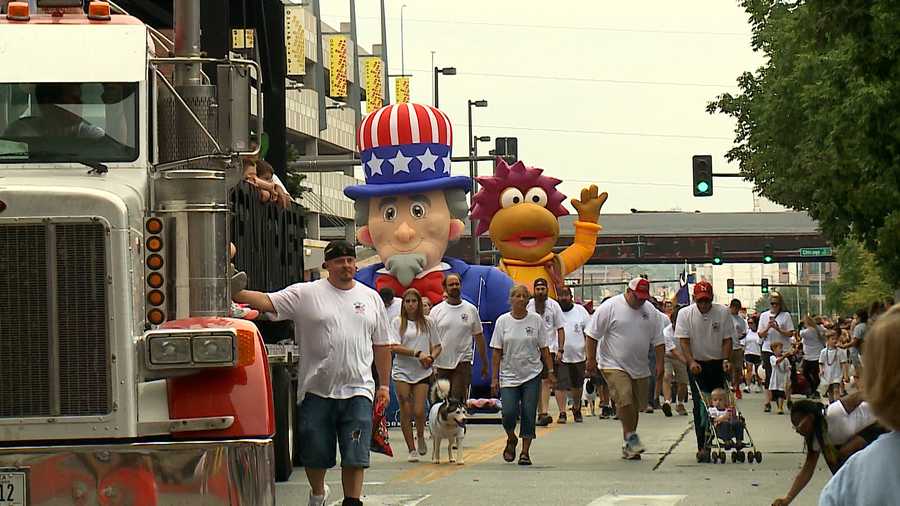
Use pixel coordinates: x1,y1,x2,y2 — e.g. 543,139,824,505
494,137,518,164
762,243,774,264
712,246,723,265
692,155,713,197
727,278,735,294
761,278,769,294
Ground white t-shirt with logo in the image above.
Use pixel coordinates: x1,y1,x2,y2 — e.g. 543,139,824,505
391,316,441,384
430,300,483,369
584,294,665,379
560,303,591,363
527,298,565,353
674,303,735,361
758,310,795,353
744,330,762,356
731,314,748,350
269,279,394,402
490,312,549,388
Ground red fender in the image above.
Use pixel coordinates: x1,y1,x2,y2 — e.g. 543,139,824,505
163,317,275,438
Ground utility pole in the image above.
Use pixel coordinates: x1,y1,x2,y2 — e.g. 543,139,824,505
379,0,390,104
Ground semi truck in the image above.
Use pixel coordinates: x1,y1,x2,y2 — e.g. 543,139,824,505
0,0,302,503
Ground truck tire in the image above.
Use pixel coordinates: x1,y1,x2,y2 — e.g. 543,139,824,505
273,364,294,482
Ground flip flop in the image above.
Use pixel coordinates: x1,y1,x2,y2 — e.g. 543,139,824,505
503,436,517,462
517,453,532,466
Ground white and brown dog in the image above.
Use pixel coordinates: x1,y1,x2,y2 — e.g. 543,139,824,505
427,379,466,465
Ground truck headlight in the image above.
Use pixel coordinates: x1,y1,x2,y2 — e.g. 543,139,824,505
192,336,235,363
144,328,239,370
148,336,191,365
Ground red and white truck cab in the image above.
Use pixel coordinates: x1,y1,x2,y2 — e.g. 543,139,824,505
0,1,280,503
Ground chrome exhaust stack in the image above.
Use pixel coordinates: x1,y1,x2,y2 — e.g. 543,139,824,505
151,0,258,319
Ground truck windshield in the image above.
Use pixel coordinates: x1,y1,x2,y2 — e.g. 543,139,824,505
0,82,139,163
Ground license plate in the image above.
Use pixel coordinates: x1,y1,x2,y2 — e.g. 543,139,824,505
0,470,27,506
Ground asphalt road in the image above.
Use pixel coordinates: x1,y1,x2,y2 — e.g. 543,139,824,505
276,390,830,506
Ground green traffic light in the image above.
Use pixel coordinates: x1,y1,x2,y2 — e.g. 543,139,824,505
697,181,710,194
763,255,773,263
713,257,723,265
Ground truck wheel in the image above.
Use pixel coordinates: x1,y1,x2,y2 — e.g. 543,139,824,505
273,364,294,482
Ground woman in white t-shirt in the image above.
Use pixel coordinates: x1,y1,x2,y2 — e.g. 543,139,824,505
391,289,443,462
742,315,763,393
490,285,554,466
799,315,826,399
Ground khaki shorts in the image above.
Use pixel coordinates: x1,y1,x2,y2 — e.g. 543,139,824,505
601,369,649,411
664,357,689,384
730,348,745,374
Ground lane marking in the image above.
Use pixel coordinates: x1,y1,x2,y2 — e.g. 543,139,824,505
587,494,687,505
391,424,562,484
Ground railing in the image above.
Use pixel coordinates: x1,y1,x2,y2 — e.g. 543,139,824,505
230,182,305,293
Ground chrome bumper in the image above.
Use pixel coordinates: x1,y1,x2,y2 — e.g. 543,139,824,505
0,438,274,505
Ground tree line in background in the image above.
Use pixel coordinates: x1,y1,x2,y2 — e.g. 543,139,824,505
708,1,900,299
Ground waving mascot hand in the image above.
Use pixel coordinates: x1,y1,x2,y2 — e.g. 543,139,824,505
471,159,608,298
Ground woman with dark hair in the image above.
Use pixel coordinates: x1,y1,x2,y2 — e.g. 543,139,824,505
771,395,884,505
391,288,442,462
800,315,826,399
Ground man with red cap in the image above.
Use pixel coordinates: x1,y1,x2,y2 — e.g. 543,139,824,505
675,280,736,454
585,277,666,460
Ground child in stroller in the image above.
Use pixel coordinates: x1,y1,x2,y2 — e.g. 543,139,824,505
708,388,744,446
696,384,762,463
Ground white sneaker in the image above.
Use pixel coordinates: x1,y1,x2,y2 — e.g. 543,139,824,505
418,436,428,456
408,450,419,462
625,433,646,454
307,484,329,506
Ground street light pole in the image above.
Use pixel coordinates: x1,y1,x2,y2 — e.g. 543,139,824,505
433,66,456,108
467,99,488,263
400,4,407,76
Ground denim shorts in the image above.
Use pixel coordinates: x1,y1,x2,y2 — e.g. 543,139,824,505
297,394,373,469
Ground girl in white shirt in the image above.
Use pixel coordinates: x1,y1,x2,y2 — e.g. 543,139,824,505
742,316,763,393
391,289,443,462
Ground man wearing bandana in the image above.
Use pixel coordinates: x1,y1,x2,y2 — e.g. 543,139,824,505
347,103,514,396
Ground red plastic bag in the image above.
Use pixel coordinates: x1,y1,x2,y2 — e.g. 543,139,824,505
370,399,393,457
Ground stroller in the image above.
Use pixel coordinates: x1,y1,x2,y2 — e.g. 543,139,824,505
694,379,763,464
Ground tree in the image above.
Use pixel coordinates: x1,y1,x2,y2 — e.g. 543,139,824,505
708,1,900,287
825,238,893,315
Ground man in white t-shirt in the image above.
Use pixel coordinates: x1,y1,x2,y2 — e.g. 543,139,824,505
757,291,795,412
233,239,394,506
557,286,591,423
675,281,734,454
379,287,403,324
729,299,748,399
430,273,486,402
585,278,665,460
527,278,566,426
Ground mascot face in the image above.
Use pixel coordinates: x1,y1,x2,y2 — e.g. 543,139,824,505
488,201,560,262
358,189,465,273
472,159,569,263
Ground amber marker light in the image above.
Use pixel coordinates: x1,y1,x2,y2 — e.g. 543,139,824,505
147,309,165,325
146,254,164,270
147,272,164,289
146,236,163,252
145,217,163,234
87,1,111,20
147,290,165,307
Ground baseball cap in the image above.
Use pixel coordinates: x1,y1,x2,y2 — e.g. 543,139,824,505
324,239,356,261
693,281,713,302
533,278,549,288
627,277,651,300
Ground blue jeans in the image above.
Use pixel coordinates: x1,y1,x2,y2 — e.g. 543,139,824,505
297,394,373,469
500,374,541,439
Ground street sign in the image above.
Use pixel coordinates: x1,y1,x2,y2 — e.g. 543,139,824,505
800,247,833,257
564,278,580,287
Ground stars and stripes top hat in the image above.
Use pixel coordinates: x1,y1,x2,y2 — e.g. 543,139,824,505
344,103,471,199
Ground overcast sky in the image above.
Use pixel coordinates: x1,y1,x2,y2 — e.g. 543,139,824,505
321,1,769,215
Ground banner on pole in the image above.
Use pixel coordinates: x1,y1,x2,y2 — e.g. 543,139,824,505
365,58,384,112
285,6,306,76
329,36,348,97
395,76,410,104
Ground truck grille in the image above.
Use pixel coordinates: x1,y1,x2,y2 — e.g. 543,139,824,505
0,222,111,418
